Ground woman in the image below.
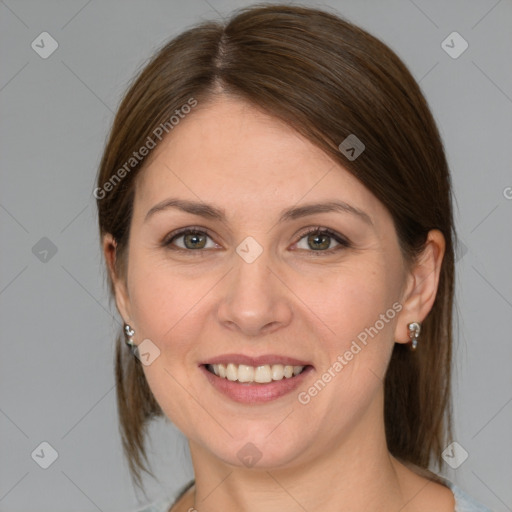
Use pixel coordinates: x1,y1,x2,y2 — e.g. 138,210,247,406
96,4,491,511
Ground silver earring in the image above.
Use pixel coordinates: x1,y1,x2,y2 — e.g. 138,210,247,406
408,322,421,351
124,324,137,355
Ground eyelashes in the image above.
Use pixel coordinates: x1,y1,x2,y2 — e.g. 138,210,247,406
162,225,351,256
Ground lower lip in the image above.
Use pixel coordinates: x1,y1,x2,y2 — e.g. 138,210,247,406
200,365,314,404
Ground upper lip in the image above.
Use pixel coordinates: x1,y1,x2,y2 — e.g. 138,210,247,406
202,354,312,367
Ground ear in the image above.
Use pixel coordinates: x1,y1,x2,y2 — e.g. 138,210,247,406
102,233,132,324
394,229,445,344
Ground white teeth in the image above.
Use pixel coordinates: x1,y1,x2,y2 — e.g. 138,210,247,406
226,363,237,381
254,365,272,383
271,364,284,381
293,365,303,376
237,365,254,383
209,363,306,383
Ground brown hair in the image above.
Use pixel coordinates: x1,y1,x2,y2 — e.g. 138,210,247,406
96,3,455,493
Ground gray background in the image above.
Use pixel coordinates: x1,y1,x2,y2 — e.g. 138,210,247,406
1,0,511,511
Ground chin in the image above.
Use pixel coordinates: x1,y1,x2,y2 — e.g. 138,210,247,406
203,430,312,471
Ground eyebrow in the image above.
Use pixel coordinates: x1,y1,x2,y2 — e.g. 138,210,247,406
144,198,373,226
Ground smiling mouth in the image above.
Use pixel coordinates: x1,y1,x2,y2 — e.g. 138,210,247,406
204,363,311,384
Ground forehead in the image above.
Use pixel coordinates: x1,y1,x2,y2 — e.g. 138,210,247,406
133,96,388,227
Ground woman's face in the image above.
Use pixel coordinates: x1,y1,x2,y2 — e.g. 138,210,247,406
112,96,415,469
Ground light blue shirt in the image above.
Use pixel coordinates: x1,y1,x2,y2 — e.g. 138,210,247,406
135,477,492,512
440,477,493,512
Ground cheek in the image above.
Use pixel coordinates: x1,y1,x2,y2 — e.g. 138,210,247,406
289,266,400,430
299,263,399,348
291,260,401,414
127,248,208,343
126,258,212,432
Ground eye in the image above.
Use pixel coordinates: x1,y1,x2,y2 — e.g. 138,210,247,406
162,226,351,255
163,227,218,251
294,227,350,254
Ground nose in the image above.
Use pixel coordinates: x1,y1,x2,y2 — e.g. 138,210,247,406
216,247,293,337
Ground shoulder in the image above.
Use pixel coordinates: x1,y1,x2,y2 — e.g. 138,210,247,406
439,477,493,512
135,480,195,512
134,498,174,512
393,459,492,512
134,501,172,512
